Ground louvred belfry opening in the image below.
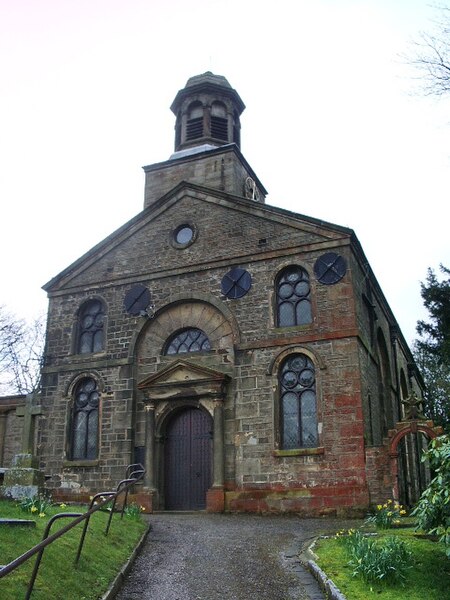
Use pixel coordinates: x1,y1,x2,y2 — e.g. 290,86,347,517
170,72,245,152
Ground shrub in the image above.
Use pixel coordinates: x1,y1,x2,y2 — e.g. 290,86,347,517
412,434,450,556
365,499,407,529
337,530,412,584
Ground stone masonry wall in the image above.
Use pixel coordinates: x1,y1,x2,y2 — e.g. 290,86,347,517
39,187,403,513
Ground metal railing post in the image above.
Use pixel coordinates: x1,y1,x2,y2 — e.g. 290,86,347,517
26,513,82,600
0,463,145,599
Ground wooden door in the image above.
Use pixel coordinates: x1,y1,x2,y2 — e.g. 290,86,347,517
164,407,212,510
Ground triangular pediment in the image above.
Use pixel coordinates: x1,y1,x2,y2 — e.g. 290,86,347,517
43,181,355,294
138,359,230,391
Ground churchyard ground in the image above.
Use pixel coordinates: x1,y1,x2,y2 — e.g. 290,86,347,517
0,498,147,599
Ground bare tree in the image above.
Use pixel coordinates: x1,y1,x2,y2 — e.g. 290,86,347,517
410,5,450,96
0,306,45,394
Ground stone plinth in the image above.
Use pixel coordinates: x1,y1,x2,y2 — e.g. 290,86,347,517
0,453,45,500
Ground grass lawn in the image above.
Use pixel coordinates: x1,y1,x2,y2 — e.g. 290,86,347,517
313,525,449,600
0,499,148,599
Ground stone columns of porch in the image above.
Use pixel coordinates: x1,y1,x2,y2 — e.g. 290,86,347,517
212,398,224,488
142,399,157,512
207,396,226,513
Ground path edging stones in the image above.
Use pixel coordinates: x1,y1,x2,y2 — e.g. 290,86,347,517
101,521,151,600
303,538,348,600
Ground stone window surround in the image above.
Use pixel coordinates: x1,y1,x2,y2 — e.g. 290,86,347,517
64,371,104,465
71,295,108,356
275,264,313,328
268,345,325,456
268,261,318,332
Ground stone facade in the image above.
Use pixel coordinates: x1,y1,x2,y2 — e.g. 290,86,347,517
1,73,427,514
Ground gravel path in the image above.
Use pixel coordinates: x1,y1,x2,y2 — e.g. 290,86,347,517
116,513,358,600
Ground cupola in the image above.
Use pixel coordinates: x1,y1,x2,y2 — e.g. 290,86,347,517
170,72,245,152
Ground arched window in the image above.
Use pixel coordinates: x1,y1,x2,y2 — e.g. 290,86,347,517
164,328,211,355
186,101,203,141
279,354,318,449
211,101,228,141
77,300,105,354
276,266,312,327
71,377,99,460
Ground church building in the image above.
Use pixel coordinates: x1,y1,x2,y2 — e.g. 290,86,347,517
2,73,430,514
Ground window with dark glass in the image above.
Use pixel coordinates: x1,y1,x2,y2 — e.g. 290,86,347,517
78,300,105,354
164,328,211,355
71,377,99,460
276,266,312,327
279,354,318,449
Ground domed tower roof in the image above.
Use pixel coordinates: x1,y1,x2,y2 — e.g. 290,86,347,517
170,72,245,153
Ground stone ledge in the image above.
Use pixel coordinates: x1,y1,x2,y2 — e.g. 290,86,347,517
62,460,100,468
273,447,325,457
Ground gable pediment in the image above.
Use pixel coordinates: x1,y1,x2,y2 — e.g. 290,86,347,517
138,359,230,402
43,181,354,293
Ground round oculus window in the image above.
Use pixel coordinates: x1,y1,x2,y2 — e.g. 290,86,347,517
173,224,196,248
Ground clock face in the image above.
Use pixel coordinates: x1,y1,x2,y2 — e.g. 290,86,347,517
314,252,347,285
221,267,252,299
244,177,260,201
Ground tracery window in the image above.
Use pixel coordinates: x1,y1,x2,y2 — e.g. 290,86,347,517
71,377,99,460
279,354,318,449
276,266,312,327
164,328,211,355
77,300,105,354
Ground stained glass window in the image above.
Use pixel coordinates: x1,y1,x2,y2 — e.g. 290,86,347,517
71,378,99,460
279,354,318,449
276,266,312,327
78,300,105,354
164,328,211,355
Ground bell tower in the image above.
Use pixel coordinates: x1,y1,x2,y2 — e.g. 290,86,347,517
170,72,245,152
143,72,266,209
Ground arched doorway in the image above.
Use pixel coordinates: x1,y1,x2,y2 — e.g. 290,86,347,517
164,407,213,510
389,420,442,503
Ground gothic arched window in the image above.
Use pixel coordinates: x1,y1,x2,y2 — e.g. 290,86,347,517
276,266,312,327
71,377,99,460
164,328,211,355
77,300,105,354
279,354,318,449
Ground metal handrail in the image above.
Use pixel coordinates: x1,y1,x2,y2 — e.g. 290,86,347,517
0,463,145,598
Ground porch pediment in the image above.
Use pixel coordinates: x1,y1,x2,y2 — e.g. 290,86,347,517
138,360,230,402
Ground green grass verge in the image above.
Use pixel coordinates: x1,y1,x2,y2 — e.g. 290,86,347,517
0,499,148,599
314,526,450,600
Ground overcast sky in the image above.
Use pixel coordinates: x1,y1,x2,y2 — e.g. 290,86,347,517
1,0,449,346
